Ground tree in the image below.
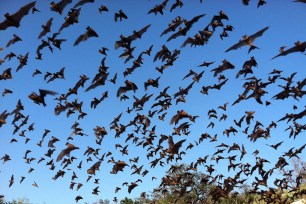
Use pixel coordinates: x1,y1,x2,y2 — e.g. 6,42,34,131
150,163,213,204
281,158,306,189
94,199,110,204
120,197,140,204
0,197,30,204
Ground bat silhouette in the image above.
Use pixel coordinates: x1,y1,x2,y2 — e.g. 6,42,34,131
74,26,99,46
117,80,138,97
6,34,22,48
51,0,72,14
73,0,94,9
28,89,58,106
38,18,53,39
56,143,79,162
272,41,306,59
225,26,269,53
167,136,186,155
115,24,151,49
0,1,36,30
114,10,128,22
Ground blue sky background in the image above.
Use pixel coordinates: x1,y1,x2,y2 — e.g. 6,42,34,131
1,0,306,203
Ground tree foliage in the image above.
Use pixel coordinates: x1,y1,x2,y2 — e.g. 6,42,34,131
123,160,306,204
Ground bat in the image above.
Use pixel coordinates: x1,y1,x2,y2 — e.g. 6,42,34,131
225,26,269,53
51,0,72,14
115,24,151,49
38,18,53,39
0,1,36,30
74,26,99,46
73,0,94,8
272,41,306,59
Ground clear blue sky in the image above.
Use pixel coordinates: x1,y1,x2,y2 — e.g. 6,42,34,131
0,0,306,203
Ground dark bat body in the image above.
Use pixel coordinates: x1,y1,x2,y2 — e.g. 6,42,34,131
225,26,269,52
0,1,36,30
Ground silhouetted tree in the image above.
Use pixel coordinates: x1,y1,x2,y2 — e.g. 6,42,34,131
151,163,213,203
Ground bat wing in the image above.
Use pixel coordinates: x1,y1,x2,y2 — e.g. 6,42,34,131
85,78,106,92
162,0,169,7
272,42,306,59
58,67,65,76
173,139,186,154
147,8,156,15
88,28,98,38
58,21,70,32
142,93,153,103
10,1,36,26
45,17,53,29
56,148,68,162
9,175,14,187
248,26,269,42
112,73,118,82
58,0,73,9
0,2,36,30
47,75,57,83
160,27,173,37
39,89,58,97
186,81,195,92
225,40,247,52
153,50,162,62
218,78,229,87
114,13,119,22
38,18,53,39
0,19,10,30
51,0,72,13
74,34,85,46
115,40,124,49
168,136,174,149
36,41,48,53
128,24,151,41
128,81,138,92
183,70,195,80
177,121,189,131
138,24,151,35
6,37,21,48
73,0,94,8
181,37,195,48
166,29,184,42
170,2,179,12
161,21,182,36
188,14,205,27
117,86,129,97
121,12,128,19
38,30,47,40
170,114,178,125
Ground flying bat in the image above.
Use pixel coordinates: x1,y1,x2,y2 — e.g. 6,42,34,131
294,0,306,3
73,0,94,8
28,89,57,106
115,24,151,49
183,14,206,29
167,136,186,155
6,34,22,48
225,26,269,53
117,80,138,97
272,41,306,59
160,16,183,37
38,18,53,39
56,143,79,162
74,26,99,46
51,0,72,14
0,1,36,30
114,10,128,22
